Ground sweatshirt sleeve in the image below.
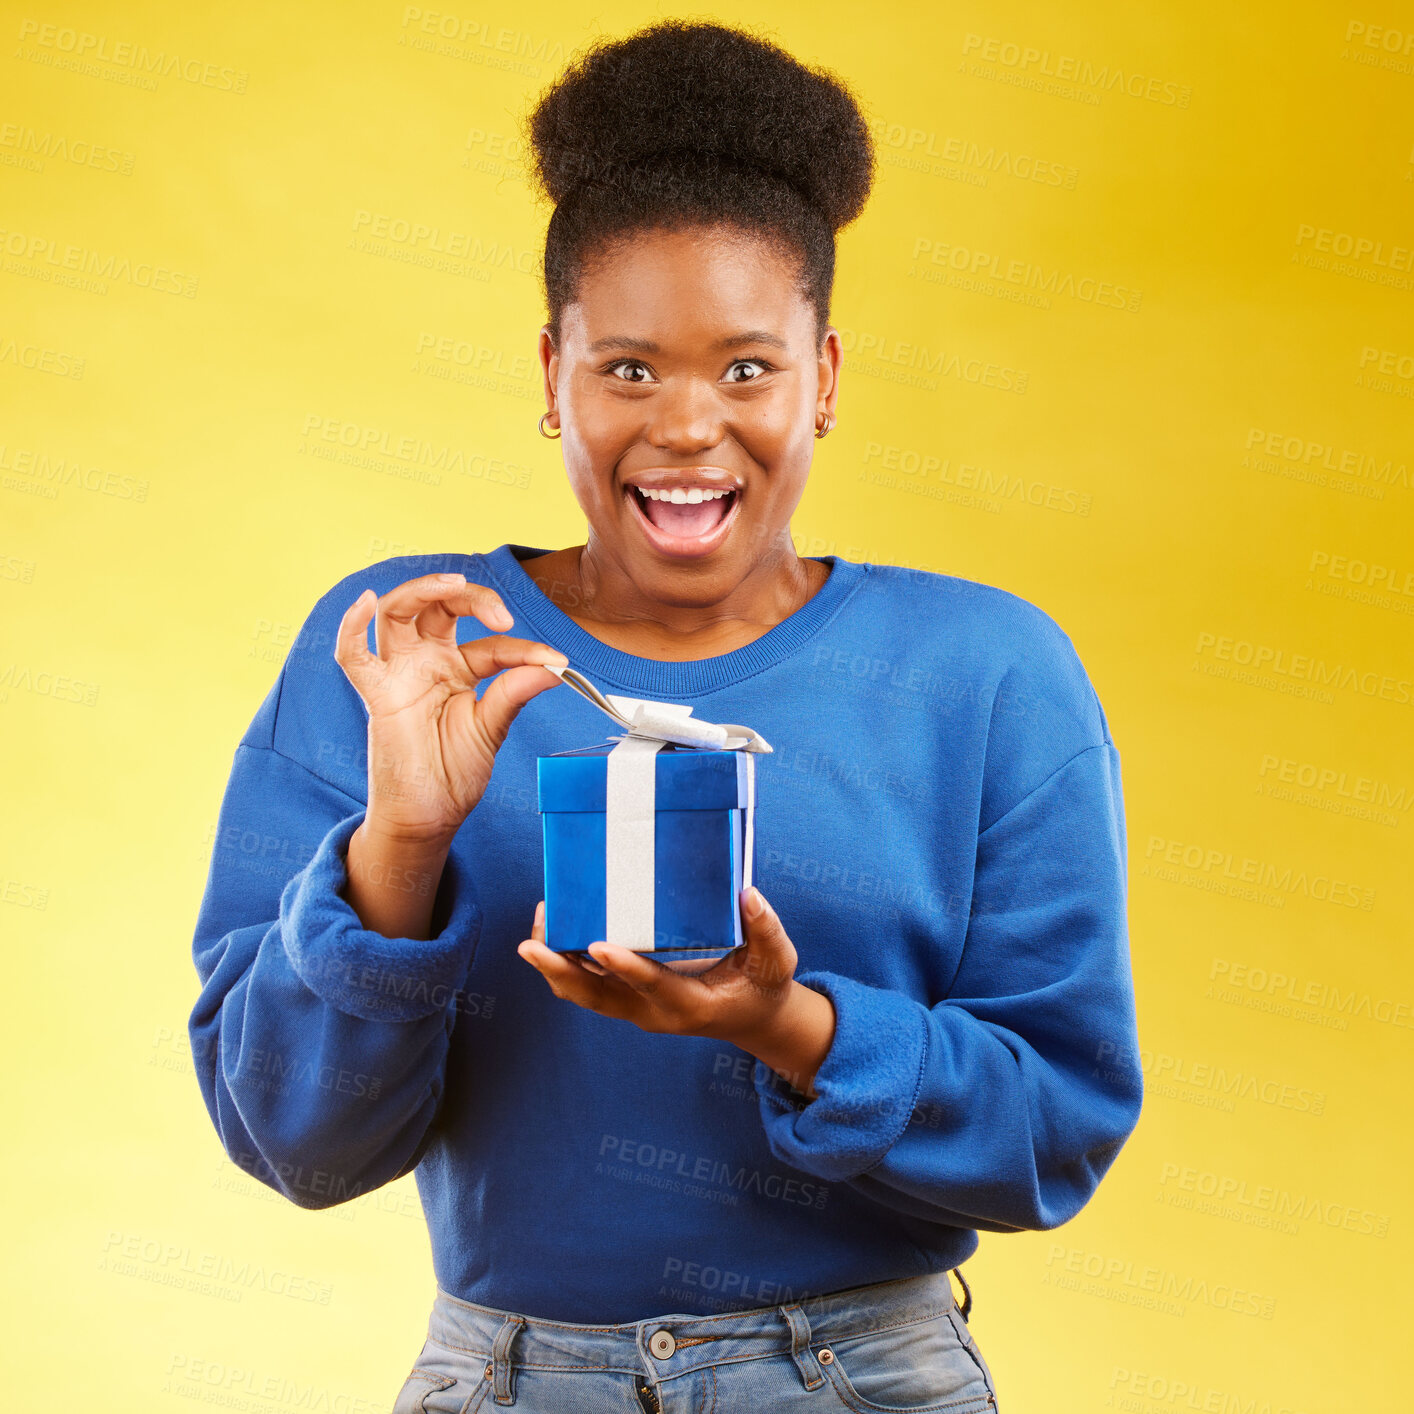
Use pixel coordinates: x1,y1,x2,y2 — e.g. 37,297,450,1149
753,738,1143,1233
188,658,484,1210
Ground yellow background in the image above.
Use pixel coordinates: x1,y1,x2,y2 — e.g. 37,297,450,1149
4,1,1411,1408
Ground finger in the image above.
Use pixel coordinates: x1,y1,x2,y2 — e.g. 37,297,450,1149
517,939,629,1016
529,899,545,944
334,588,382,695
475,664,570,754
585,943,689,1003
410,574,518,644
738,887,797,994
458,636,569,684
374,574,514,657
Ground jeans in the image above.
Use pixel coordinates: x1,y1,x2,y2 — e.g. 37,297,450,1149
391,1268,999,1413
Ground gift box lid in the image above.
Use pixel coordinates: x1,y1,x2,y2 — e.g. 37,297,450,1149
537,743,752,813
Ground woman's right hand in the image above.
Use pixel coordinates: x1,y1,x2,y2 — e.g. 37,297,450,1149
334,571,567,848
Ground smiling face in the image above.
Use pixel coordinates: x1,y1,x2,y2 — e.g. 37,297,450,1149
540,226,841,607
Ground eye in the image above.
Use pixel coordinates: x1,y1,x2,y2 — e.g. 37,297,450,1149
607,360,655,383
725,359,772,383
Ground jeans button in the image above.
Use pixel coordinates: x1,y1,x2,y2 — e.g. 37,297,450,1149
649,1329,677,1359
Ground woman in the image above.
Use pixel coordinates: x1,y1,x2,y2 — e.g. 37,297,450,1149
189,21,1142,1413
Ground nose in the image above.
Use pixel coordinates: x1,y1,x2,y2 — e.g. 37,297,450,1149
645,377,724,456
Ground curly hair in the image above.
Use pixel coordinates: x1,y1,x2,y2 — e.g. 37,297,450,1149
526,21,875,344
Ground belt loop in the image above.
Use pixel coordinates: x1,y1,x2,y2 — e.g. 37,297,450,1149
780,1303,824,1390
952,1267,973,1323
491,1314,525,1404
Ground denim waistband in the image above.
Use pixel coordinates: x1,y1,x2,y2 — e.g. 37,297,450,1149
423,1269,960,1399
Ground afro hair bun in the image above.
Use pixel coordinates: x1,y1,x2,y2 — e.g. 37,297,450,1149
528,21,874,232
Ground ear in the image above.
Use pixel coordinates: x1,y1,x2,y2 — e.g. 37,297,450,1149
539,326,560,428
816,326,842,421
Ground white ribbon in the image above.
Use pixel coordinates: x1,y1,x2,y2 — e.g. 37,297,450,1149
544,664,771,951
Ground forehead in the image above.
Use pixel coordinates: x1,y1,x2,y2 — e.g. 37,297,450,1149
562,226,813,350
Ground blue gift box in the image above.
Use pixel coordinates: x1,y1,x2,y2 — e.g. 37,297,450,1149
537,743,755,973
533,665,771,975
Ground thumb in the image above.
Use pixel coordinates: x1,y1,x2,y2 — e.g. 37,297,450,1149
739,886,796,992
475,664,563,753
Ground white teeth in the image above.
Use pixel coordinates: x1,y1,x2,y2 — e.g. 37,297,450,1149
634,487,734,502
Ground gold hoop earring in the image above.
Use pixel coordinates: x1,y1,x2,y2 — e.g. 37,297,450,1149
815,412,836,439
538,413,561,440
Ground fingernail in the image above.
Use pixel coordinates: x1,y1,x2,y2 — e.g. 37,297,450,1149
743,886,766,918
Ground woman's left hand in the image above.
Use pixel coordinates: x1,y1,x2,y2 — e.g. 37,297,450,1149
516,887,836,1097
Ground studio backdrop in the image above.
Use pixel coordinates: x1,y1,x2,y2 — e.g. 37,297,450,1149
3,2,1410,1409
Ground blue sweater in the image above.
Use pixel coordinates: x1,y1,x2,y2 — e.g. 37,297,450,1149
189,542,1143,1324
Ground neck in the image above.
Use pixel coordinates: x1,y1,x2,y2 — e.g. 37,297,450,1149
521,533,828,661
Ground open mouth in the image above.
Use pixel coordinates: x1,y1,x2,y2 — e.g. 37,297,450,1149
624,483,741,558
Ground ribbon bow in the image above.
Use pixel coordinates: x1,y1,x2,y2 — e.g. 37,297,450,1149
543,664,773,754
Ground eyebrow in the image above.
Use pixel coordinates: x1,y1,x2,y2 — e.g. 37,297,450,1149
587,335,660,354
585,330,790,354
714,330,789,351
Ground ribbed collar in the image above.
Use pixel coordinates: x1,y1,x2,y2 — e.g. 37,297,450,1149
483,542,867,697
